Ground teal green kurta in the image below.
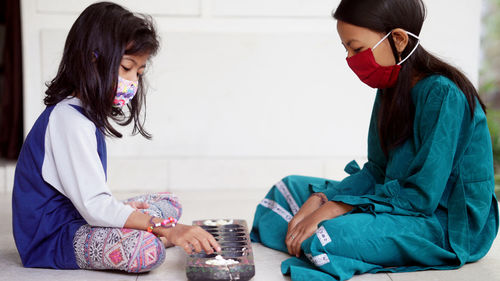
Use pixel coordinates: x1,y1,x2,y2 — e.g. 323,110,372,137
251,75,499,281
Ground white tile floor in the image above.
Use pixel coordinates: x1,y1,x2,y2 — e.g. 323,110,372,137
1,190,499,281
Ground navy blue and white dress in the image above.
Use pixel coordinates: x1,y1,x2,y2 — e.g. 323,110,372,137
12,97,135,269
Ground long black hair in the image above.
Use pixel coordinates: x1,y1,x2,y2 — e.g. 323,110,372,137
333,0,486,155
44,2,160,139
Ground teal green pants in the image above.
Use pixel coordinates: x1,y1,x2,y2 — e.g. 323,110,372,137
251,175,457,281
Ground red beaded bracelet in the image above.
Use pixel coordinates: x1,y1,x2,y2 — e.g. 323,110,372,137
147,216,178,234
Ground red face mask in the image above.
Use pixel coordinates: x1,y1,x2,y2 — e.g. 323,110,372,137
346,30,420,89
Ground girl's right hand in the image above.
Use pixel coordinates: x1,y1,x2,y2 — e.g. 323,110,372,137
160,224,221,255
286,194,325,240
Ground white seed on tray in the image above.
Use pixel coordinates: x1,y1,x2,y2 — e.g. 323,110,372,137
203,219,233,226
205,255,239,266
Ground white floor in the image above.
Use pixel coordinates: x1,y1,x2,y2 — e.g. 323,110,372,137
1,190,499,281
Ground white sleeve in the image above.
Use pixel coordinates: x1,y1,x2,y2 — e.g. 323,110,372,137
42,103,134,227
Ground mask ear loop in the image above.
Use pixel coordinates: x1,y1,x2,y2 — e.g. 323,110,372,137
372,32,393,50
397,31,420,65
372,30,421,65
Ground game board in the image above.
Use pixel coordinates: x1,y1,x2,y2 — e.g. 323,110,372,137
186,219,255,281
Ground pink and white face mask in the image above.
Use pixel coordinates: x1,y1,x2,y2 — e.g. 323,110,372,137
113,76,139,108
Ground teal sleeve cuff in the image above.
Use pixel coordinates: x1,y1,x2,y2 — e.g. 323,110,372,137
330,179,429,217
313,160,377,201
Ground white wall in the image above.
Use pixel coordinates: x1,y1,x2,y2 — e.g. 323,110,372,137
19,0,482,192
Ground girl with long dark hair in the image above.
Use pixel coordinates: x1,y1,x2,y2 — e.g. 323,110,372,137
251,0,499,280
12,2,220,273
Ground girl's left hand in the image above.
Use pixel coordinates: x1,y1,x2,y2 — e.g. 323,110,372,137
285,201,353,257
285,214,321,257
125,201,150,210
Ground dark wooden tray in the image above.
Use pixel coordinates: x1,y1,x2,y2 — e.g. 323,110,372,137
186,219,255,281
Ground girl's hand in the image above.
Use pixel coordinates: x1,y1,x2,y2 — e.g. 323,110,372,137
286,214,320,257
286,194,325,243
159,224,222,255
125,201,150,210
286,201,353,257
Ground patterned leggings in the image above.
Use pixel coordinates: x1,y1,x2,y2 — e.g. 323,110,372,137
73,192,182,273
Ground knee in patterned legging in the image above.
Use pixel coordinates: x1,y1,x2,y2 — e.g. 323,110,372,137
126,231,166,273
124,192,183,221
74,226,167,273
154,192,182,221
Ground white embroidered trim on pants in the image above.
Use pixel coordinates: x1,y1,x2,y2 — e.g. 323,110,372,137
306,253,331,267
259,198,293,222
275,180,300,215
316,226,332,246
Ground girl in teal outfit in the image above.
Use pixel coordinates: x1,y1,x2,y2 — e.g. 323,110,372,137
250,0,499,280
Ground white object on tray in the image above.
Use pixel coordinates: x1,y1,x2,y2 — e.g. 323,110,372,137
203,219,234,226
205,255,239,266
